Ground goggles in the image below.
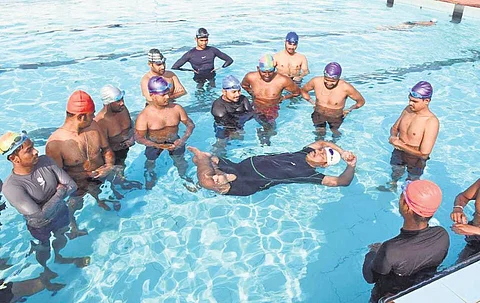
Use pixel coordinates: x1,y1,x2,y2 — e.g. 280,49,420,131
223,84,241,90
0,131,28,156
324,72,340,80
409,90,431,99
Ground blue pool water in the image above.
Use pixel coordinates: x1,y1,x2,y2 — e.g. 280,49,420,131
1,0,480,302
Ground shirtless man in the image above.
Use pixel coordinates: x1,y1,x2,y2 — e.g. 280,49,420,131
241,54,300,145
47,90,116,226
135,76,195,189
141,49,186,104
273,32,309,86
377,19,437,31
379,81,439,191
301,62,365,139
95,85,142,190
188,140,356,196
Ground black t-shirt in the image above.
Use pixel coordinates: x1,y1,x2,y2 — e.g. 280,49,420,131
211,95,253,129
171,46,233,75
363,226,449,301
218,147,325,196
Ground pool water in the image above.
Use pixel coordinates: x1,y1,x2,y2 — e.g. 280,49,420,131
1,0,480,302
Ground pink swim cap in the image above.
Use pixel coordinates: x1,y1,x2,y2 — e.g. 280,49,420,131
67,90,95,114
402,180,442,218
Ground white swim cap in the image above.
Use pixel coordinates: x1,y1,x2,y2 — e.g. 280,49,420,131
430,18,438,23
324,147,341,166
101,84,125,105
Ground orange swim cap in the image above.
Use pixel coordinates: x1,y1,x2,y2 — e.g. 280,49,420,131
67,90,95,114
403,180,442,218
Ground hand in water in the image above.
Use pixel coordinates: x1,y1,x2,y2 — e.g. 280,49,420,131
343,109,351,117
90,165,113,179
345,154,357,167
168,139,185,151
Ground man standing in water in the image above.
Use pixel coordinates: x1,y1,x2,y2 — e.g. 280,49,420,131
141,49,187,104
301,62,365,139
172,28,233,89
379,81,439,191
241,54,300,145
95,85,142,190
1,131,90,273
47,90,116,236
273,32,309,86
135,76,195,189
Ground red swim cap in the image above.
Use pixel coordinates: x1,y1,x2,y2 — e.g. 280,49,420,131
403,180,442,218
67,90,95,114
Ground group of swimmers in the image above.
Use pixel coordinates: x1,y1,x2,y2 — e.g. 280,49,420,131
0,27,479,302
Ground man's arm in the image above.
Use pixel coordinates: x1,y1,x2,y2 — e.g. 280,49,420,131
321,155,356,187
389,109,406,143
363,243,391,284
295,55,310,81
451,178,480,224
170,73,187,99
280,76,300,101
300,78,316,105
394,117,439,159
344,82,366,113
134,113,164,148
96,122,115,167
48,157,78,196
213,48,234,68
46,140,64,170
171,52,193,72
176,106,195,147
241,73,254,96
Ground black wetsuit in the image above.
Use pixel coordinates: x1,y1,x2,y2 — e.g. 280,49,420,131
363,226,449,302
172,46,233,82
217,147,325,196
211,95,253,139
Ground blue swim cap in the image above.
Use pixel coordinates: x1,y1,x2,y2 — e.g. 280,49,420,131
285,32,299,44
324,62,342,79
410,81,433,99
222,75,241,90
148,76,171,95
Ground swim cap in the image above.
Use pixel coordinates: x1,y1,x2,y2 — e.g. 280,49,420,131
258,54,275,72
67,90,95,114
101,85,125,105
148,76,171,95
410,81,433,99
222,75,241,90
430,18,438,23
196,28,209,38
148,48,166,64
402,180,442,218
324,147,341,166
285,32,299,44
0,131,29,156
324,62,342,79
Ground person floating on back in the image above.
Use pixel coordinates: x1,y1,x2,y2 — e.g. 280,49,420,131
363,180,449,302
378,81,439,192
172,28,233,89
301,62,365,140
188,140,356,196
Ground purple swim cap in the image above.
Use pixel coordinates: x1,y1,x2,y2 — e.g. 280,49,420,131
324,62,342,79
410,81,433,99
148,76,171,95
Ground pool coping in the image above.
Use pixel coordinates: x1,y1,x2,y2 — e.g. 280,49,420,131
389,0,480,20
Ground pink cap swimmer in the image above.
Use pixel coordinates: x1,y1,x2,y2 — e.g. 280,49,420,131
402,180,442,217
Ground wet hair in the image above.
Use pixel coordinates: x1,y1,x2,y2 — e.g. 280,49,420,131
412,212,432,224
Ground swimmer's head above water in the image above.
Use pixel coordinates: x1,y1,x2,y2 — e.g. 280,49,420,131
148,76,171,95
67,90,95,114
148,48,166,65
306,147,341,167
324,62,342,80
285,32,299,45
257,54,276,82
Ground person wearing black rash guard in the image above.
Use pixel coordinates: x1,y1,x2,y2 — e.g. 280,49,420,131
188,140,356,196
211,75,253,154
0,131,90,274
172,28,233,88
363,180,449,302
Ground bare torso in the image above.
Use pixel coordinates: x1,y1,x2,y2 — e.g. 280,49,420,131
46,122,105,180
95,108,134,151
274,51,306,77
397,107,437,148
138,104,182,143
244,72,287,107
312,78,349,111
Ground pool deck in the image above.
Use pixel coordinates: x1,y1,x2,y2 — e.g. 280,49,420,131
438,0,480,8
383,254,480,303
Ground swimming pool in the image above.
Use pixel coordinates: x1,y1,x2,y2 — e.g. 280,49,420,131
1,0,480,302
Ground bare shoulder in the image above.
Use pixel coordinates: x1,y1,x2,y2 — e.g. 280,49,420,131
171,103,186,112
163,70,176,78
141,73,150,82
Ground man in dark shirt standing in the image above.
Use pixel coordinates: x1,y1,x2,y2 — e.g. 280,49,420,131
172,28,233,89
363,180,449,302
210,75,253,155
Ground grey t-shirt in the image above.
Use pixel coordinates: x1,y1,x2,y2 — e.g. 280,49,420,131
2,155,77,228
